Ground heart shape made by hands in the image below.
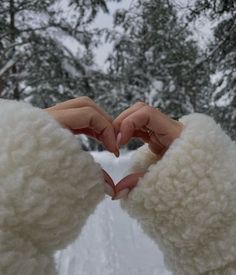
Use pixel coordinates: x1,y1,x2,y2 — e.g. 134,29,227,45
47,98,183,200
103,167,145,200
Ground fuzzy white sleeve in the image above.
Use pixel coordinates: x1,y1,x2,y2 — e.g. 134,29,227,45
121,113,236,275
0,100,105,275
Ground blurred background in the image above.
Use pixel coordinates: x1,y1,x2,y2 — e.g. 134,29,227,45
0,0,235,150
1,1,235,274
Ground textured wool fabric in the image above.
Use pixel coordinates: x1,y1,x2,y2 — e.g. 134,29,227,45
121,113,236,275
0,100,105,275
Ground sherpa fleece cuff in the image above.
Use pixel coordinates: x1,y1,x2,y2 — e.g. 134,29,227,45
121,113,236,274
0,100,104,274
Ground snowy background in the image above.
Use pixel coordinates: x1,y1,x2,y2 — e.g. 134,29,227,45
1,0,235,273
56,151,171,275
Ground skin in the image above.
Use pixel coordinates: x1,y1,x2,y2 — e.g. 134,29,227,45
45,97,118,155
45,97,118,196
112,102,184,198
45,98,183,199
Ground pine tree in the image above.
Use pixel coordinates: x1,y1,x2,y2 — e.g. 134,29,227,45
106,0,211,120
189,0,236,138
0,0,57,103
0,0,119,107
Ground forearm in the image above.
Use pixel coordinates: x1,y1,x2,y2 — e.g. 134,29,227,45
0,99,105,273
121,113,236,274
0,231,57,275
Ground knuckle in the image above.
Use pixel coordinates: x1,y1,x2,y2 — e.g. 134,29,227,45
144,105,157,114
123,116,135,128
79,96,92,103
134,101,146,108
83,106,94,114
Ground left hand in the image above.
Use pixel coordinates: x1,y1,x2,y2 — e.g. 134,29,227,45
113,102,183,199
45,97,118,197
45,97,118,156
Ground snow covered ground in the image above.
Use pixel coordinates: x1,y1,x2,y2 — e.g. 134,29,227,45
56,151,172,275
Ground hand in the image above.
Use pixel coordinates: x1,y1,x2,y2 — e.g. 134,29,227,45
45,97,119,155
45,97,118,197
113,102,183,157
113,102,183,199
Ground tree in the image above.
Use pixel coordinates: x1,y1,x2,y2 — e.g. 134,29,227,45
189,0,236,138
0,0,120,107
106,0,211,121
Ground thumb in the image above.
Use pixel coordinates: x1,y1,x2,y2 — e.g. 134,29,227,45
113,172,145,200
102,169,115,197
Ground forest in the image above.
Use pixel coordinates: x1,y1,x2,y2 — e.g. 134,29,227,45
0,0,235,149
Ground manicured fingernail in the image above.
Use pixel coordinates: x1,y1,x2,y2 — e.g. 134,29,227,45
112,188,130,200
116,132,122,146
114,149,120,158
104,182,114,197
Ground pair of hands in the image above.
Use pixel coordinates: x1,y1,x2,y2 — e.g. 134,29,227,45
45,97,183,199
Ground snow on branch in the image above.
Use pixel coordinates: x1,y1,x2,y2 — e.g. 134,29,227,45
0,59,17,78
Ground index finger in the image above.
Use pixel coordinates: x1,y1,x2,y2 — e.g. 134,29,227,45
118,107,153,145
46,97,112,123
51,107,117,154
113,102,146,134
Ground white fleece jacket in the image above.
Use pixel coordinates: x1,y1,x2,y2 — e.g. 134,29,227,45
1,100,236,275
121,113,236,275
0,100,105,275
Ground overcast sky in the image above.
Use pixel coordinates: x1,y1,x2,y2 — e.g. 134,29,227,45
93,0,133,67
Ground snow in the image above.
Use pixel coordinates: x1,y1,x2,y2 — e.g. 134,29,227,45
56,151,171,275
210,71,233,107
92,0,133,68
93,0,214,69
152,80,164,91
172,0,214,49
43,0,214,71
215,92,233,107
0,59,16,77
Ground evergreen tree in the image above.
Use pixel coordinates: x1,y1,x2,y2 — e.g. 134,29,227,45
106,0,211,120
0,0,119,107
189,0,236,138
0,0,57,103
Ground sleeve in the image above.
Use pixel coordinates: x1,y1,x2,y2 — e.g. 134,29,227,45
0,100,105,275
120,113,236,275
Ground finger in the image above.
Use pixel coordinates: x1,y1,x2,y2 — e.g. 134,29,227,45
118,107,153,145
73,126,152,146
148,142,166,159
132,129,150,143
46,97,112,123
113,173,145,200
52,107,117,154
115,173,145,192
118,106,177,146
117,104,182,146
113,102,147,134
117,128,165,157
102,169,115,197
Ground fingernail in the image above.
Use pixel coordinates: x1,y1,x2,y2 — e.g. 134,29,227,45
114,149,120,158
104,182,114,197
112,188,130,200
116,132,122,146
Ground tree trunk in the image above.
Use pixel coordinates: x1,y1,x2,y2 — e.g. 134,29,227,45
10,0,20,100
